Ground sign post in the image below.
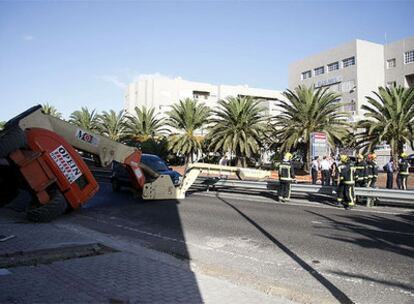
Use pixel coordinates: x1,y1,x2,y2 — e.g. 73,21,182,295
310,132,328,159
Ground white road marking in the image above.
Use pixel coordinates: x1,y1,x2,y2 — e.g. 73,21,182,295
77,214,414,299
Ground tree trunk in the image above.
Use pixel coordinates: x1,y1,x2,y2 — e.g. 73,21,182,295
305,141,311,173
391,140,399,171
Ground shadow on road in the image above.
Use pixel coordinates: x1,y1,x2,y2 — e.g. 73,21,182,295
215,193,355,304
1,183,204,303
305,210,414,259
328,270,414,292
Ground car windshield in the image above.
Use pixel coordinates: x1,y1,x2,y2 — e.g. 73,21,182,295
141,157,169,172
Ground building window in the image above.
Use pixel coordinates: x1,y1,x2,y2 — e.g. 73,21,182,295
314,66,324,76
341,80,356,93
386,81,396,88
342,57,355,68
404,50,414,64
327,62,339,72
386,58,396,69
193,91,210,100
301,70,312,80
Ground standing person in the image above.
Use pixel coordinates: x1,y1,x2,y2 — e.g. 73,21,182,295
331,158,339,186
354,153,368,188
336,155,356,210
354,153,368,204
311,156,320,184
219,155,228,166
397,153,410,190
384,157,394,189
328,156,335,186
218,155,228,179
367,153,379,188
320,156,331,186
278,152,295,202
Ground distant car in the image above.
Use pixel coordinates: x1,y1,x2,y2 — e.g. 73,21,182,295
111,154,182,192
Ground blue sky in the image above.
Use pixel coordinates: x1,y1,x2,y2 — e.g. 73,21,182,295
0,0,413,121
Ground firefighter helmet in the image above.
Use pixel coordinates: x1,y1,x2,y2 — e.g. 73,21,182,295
400,152,408,159
340,155,349,163
368,153,377,160
284,152,293,160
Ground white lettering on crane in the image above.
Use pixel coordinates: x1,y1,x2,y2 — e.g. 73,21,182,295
50,145,82,183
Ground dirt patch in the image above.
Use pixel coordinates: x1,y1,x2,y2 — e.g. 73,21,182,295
0,243,117,268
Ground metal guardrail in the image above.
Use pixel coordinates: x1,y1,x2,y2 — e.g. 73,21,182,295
191,177,414,206
91,169,414,206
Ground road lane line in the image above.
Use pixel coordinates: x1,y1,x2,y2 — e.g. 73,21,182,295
75,214,414,300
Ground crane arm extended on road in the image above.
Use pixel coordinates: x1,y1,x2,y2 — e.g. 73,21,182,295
0,105,273,222
0,105,179,221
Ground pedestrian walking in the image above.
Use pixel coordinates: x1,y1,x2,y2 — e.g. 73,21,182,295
367,153,379,188
278,152,295,202
320,156,331,186
311,156,320,184
397,153,410,190
384,157,394,189
336,155,356,210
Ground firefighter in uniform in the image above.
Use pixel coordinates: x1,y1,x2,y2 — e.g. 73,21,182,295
354,153,368,204
367,153,379,188
354,153,368,187
397,153,410,190
278,152,295,202
336,155,356,210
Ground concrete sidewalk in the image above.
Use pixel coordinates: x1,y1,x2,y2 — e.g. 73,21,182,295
0,208,297,304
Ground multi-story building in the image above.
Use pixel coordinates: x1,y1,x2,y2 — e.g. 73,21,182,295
289,36,414,121
124,75,284,118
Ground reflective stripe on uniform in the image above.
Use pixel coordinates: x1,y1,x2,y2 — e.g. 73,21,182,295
279,164,292,179
348,187,355,205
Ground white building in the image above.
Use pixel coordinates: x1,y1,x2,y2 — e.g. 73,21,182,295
289,36,414,121
125,75,284,117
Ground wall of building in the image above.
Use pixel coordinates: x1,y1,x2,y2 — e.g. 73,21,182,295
288,40,357,90
288,37,414,121
288,40,360,119
384,37,414,87
125,76,284,118
355,40,384,117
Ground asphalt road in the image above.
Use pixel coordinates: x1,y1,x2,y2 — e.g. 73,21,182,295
70,183,414,304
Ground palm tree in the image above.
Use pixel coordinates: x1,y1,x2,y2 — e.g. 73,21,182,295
69,107,98,131
167,98,211,163
42,103,62,119
275,85,350,171
208,96,269,167
96,110,127,142
356,86,414,163
125,106,166,142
